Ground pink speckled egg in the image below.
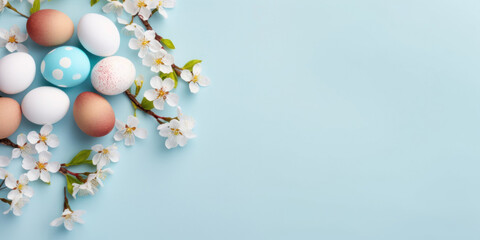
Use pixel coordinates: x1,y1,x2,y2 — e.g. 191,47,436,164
73,92,115,137
91,56,136,95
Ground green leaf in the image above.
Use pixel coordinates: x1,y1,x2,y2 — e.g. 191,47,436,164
141,97,154,111
160,71,178,88
160,39,175,49
65,174,83,195
65,150,92,167
30,0,41,15
183,60,202,71
90,0,100,6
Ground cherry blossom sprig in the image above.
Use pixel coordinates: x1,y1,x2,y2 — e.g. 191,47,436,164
0,124,118,230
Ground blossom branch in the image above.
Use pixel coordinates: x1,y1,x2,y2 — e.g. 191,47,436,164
5,2,29,19
124,89,176,124
0,198,11,205
59,167,86,182
0,138,20,148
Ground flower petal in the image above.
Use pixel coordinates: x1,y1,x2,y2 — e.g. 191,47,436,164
134,128,147,139
40,170,50,183
22,156,36,170
46,162,60,173
127,115,139,127
166,93,179,107
40,124,53,135
0,156,10,167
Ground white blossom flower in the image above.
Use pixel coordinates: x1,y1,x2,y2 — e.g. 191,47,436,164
91,144,119,170
27,124,60,153
22,152,60,183
144,77,179,110
114,116,147,146
158,107,196,149
0,25,28,53
0,156,10,167
0,168,15,188
3,195,30,216
6,174,34,200
50,209,85,231
181,64,210,93
151,0,175,18
117,17,144,36
142,49,174,73
91,168,114,187
128,29,162,58
12,133,37,159
102,0,124,17
0,0,6,13
123,0,156,20
72,174,97,199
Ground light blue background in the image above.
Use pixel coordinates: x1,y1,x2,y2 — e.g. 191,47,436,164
1,0,480,239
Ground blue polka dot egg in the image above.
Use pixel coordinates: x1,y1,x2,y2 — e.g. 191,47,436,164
41,46,90,88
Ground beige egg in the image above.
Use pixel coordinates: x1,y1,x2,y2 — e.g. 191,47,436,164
0,97,21,139
73,92,115,137
27,9,74,47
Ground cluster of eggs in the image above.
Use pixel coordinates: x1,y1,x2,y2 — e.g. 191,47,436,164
0,10,136,138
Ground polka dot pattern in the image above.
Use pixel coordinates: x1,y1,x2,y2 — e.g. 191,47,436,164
52,69,63,80
41,46,91,88
59,57,71,68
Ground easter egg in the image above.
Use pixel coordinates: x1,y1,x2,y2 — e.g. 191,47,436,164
77,13,120,57
0,98,22,139
0,52,36,94
41,46,91,88
27,9,74,47
91,56,136,95
73,92,115,137
22,87,70,125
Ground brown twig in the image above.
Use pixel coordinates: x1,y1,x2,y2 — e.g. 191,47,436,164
59,167,85,182
63,187,72,211
0,138,19,148
5,3,29,19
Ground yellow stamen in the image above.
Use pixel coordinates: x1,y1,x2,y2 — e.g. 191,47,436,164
171,128,182,136
157,88,167,99
36,162,46,170
40,135,47,142
192,75,199,83
137,0,147,8
17,184,23,191
125,125,137,134
141,39,150,46
8,36,17,43
155,58,164,65
101,149,109,154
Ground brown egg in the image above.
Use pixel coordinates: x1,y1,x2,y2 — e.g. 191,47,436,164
27,9,74,47
0,97,21,139
73,92,115,137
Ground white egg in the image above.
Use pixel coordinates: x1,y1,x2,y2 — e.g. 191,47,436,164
21,86,70,125
0,52,36,94
77,13,120,57
91,56,136,95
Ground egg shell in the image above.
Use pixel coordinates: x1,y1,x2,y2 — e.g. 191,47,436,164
41,46,91,88
77,13,120,57
21,86,70,125
27,9,74,47
0,52,36,94
73,92,115,137
0,98,22,139
91,56,136,95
